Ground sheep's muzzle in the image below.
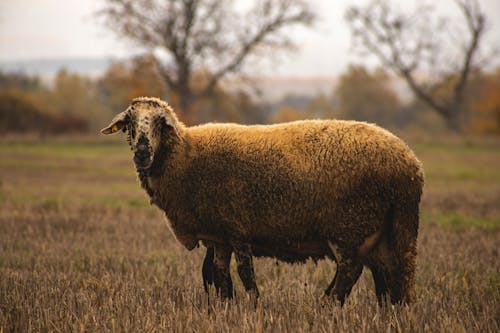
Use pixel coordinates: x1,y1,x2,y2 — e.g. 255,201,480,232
133,136,152,170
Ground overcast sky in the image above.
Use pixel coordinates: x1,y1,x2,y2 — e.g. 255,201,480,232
0,0,499,77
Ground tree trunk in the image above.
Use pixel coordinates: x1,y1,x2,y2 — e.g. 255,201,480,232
177,86,196,125
446,102,468,133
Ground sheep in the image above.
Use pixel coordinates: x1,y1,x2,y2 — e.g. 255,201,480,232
101,96,424,305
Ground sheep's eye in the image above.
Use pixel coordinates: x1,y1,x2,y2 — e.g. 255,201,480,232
128,125,136,139
155,118,164,133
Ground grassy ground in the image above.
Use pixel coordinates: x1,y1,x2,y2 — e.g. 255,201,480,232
0,136,499,332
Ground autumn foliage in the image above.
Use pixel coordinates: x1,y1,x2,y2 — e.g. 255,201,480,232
469,69,500,134
335,65,401,127
1,63,499,135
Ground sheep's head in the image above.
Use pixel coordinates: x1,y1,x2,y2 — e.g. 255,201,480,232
101,97,181,171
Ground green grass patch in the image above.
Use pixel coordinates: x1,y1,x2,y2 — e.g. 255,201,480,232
126,198,149,207
422,211,500,230
0,141,130,160
413,140,500,154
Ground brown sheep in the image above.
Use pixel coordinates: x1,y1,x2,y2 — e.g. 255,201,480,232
101,96,424,305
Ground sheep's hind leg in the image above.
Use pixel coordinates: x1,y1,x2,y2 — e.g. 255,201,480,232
324,260,363,305
326,260,363,305
368,263,389,305
234,244,259,304
213,244,234,299
325,243,363,305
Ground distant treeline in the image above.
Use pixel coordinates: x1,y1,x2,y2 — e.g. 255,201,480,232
0,90,87,134
0,56,499,135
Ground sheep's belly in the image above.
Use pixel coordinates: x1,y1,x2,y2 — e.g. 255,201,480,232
251,239,331,263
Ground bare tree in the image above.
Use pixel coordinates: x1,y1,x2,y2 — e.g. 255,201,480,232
100,0,314,123
346,0,489,132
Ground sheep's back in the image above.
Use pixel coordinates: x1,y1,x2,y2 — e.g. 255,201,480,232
182,120,423,244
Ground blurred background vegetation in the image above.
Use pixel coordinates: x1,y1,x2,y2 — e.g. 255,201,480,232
0,0,498,136
1,61,499,135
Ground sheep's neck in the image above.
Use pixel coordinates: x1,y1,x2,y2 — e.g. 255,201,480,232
138,144,169,204
138,138,183,207
138,172,155,199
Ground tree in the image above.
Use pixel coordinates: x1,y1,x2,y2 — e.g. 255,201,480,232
99,56,266,125
271,105,304,123
52,69,93,117
305,93,336,119
99,55,168,112
50,69,112,131
0,89,88,134
0,71,41,92
100,0,315,124
334,65,401,127
346,0,489,132
469,68,500,133
192,78,256,124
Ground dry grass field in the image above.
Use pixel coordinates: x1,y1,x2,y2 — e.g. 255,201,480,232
0,135,499,332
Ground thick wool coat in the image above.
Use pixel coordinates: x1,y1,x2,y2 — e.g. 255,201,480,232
148,118,423,264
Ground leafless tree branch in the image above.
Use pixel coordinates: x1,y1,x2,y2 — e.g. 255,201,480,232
99,0,315,122
346,0,489,132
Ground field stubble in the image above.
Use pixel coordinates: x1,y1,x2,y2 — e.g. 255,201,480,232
0,137,499,332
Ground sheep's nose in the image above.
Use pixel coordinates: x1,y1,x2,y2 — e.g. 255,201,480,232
134,134,151,167
134,146,150,166
135,147,149,158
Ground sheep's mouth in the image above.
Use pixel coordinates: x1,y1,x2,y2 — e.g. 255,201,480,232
133,148,153,170
134,135,153,170
134,160,153,171
134,154,153,171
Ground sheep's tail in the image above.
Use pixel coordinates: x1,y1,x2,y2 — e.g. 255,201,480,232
387,161,423,303
390,197,420,303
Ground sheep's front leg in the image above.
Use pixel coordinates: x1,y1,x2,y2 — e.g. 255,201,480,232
213,244,234,299
234,244,259,301
202,245,215,293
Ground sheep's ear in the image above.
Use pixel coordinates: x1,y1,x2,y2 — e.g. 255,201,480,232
163,114,181,139
101,111,129,135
